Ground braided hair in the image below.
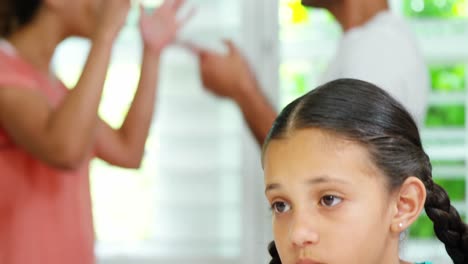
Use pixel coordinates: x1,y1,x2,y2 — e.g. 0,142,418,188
263,78,468,263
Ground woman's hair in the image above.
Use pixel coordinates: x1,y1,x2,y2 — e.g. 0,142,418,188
0,0,42,37
263,78,468,264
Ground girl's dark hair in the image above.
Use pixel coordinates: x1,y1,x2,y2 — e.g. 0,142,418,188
264,78,468,264
0,0,42,37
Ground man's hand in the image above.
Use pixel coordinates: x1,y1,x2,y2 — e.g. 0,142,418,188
188,40,258,102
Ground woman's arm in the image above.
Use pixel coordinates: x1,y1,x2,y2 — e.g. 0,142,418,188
94,0,192,168
94,50,160,168
0,0,131,169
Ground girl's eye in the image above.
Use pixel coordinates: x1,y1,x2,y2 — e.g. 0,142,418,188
320,195,343,207
271,201,291,214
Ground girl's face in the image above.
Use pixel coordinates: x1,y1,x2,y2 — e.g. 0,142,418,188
263,129,401,264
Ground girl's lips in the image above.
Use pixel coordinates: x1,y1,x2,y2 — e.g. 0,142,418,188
296,259,323,264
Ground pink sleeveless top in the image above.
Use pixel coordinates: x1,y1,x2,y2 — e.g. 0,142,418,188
0,41,96,264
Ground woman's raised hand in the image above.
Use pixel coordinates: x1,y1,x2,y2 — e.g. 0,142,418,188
139,0,194,54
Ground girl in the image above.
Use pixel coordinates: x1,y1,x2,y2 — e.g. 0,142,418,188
262,79,467,264
0,0,190,263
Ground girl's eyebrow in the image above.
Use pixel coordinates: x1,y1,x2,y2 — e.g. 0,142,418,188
305,175,350,185
265,175,350,194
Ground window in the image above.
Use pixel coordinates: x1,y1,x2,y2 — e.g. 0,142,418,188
52,1,269,263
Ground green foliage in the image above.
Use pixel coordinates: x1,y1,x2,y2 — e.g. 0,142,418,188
430,65,466,92
403,0,468,18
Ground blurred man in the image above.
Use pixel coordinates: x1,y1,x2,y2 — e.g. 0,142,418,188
191,0,429,145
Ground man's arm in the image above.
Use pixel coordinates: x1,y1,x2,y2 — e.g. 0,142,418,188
190,40,277,145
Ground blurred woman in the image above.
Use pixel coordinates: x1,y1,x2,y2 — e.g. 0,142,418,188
0,0,190,263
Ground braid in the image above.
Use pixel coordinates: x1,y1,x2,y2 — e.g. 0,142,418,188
268,241,282,264
423,154,468,263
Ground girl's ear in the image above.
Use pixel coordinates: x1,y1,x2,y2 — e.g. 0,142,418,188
390,176,426,233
